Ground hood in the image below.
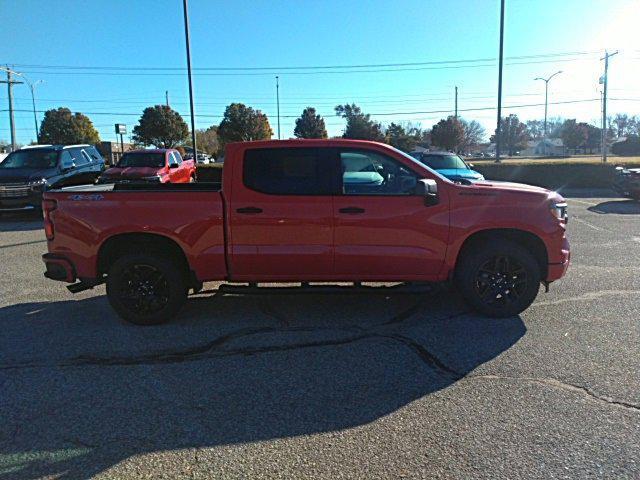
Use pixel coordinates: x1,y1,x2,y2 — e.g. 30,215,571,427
436,168,484,180
100,166,163,180
469,179,565,202
0,167,57,183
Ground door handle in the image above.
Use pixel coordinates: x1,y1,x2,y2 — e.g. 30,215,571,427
339,207,365,214
236,207,263,214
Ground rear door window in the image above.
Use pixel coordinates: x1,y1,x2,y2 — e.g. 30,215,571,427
69,148,89,166
243,148,334,195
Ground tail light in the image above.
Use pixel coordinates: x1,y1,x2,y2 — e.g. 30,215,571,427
42,199,57,240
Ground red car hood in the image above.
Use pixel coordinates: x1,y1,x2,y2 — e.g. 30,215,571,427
467,180,564,202
101,167,162,179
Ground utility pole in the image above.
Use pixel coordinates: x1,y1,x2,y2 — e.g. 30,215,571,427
494,0,505,162
601,50,618,163
275,75,281,139
0,67,23,151
182,0,197,158
165,90,170,107
454,86,458,119
534,70,562,137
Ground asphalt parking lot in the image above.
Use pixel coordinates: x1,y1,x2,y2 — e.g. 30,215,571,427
0,189,638,479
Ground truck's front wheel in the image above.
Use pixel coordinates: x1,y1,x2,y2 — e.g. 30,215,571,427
455,240,541,318
106,253,187,325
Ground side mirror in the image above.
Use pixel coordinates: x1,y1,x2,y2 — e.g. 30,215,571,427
415,179,438,206
169,163,179,169
468,163,475,168
61,162,76,172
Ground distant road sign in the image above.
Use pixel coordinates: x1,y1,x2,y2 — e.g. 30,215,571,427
115,124,127,135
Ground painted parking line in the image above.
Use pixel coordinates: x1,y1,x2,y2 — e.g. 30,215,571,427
566,198,598,207
571,216,604,231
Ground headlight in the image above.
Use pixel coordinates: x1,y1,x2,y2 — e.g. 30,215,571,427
141,175,163,183
29,178,48,191
550,202,568,223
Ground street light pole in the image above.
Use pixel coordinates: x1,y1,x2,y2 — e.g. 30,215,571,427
275,76,281,140
26,79,44,143
534,70,562,137
494,0,505,163
182,0,197,158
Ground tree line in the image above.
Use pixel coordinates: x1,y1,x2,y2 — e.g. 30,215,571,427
35,103,640,157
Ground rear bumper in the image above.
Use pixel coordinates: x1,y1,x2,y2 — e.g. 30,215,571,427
42,253,77,283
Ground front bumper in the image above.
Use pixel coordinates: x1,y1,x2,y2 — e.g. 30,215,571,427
42,253,77,283
546,235,570,281
0,192,43,211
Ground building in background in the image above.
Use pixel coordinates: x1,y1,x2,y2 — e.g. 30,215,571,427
97,141,134,166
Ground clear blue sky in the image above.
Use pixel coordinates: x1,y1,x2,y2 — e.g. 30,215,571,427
2,0,639,145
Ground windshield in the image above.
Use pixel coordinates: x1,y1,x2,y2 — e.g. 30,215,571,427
0,149,59,169
419,154,468,170
117,152,165,168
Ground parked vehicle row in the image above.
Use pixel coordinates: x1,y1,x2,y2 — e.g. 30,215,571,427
0,144,105,212
42,139,570,325
97,149,196,184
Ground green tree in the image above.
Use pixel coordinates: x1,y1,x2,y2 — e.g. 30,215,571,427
217,103,273,148
430,116,465,151
293,107,328,139
39,107,100,145
561,119,588,151
186,126,219,156
132,105,189,148
490,114,529,155
335,104,384,141
384,122,424,152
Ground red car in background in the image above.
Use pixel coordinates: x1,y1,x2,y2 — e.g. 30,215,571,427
98,149,196,184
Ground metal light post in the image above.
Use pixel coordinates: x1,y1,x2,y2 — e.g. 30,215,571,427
494,0,505,163
182,0,197,158
275,76,281,139
25,77,44,143
534,70,562,137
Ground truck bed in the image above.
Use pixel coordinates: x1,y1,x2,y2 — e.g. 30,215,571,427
44,182,227,282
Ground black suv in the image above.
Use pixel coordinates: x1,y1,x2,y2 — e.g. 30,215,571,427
0,144,105,213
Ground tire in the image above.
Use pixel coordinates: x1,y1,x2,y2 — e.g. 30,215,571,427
455,239,541,318
106,253,188,325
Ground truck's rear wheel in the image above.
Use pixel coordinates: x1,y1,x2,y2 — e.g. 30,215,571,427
455,240,541,318
106,253,187,325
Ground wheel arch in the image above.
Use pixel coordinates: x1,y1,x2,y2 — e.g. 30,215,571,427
454,228,549,279
97,232,193,284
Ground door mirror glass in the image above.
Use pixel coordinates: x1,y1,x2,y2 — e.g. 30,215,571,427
59,151,76,171
416,179,438,206
169,162,179,169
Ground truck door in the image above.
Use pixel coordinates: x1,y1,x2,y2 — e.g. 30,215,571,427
228,147,336,281
332,148,449,281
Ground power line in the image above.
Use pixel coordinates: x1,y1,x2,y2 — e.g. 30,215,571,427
0,98,602,120
8,51,596,71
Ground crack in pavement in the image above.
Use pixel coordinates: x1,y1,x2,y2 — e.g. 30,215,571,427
464,374,640,413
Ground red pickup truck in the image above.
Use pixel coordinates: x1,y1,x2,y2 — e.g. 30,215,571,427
97,149,196,184
42,139,569,325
